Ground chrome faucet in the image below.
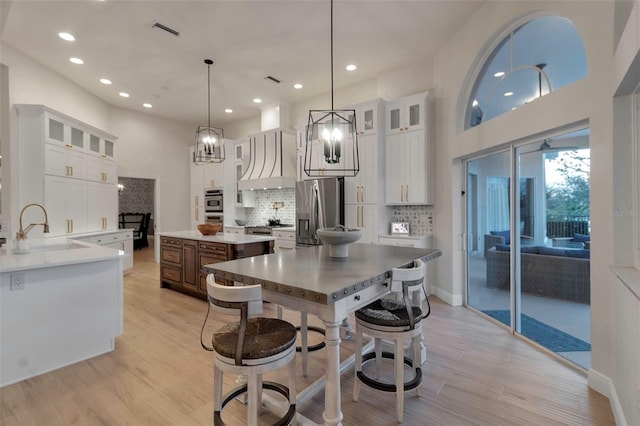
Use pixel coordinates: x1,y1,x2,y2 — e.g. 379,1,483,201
16,203,50,240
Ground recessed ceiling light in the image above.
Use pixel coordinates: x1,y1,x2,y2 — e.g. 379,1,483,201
69,57,84,65
512,107,517,110
503,91,514,97
225,108,233,113
58,32,75,41
293,83,303,89
494,71,505,78
99,78,112,85
143,103,152,108
346,64,357,71
472,99,479,107
253,98,262,103
119,92,130,98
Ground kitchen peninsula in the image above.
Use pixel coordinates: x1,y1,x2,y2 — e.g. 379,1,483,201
0,240,125,387
159,231,275,298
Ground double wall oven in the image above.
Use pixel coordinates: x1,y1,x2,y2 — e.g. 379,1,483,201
205,188,223,224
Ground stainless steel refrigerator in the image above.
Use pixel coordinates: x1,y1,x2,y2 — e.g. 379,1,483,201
296,178,344,246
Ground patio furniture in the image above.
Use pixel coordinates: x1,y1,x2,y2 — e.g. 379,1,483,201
484,231,534,257
486,246,590,303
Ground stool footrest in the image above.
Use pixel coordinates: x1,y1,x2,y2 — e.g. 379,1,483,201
356,351,422,392
214,381,296,426
295,325,326,352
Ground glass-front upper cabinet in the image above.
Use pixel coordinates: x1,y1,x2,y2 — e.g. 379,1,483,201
385,92,426,134
346,99,382,136
88,133,115,159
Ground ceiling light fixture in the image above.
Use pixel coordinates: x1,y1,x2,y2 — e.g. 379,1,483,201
119,92,130,98
99,78,112,85
304,0,359,177
69,57,84,65
225,108,233,113
503,91,514,97
294,83,303,89
253,98,262,104
58,32,75,41
493,71,505,78
143,103,152,108
194,59,225,164
346,64,357,71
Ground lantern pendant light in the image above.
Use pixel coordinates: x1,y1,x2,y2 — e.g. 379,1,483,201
194,59,225,164
304,0,359,177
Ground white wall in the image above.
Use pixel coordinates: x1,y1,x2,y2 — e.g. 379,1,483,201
1,43,194,237
432,0,621,419
109,107,192,233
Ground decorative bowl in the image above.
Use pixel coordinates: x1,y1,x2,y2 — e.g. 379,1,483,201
197,223,222,236
317,225,362,258
235,219,248,226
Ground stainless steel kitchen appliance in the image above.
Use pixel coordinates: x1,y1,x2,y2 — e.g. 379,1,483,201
244,221,294,236
296,178,344,246
205,188,223,213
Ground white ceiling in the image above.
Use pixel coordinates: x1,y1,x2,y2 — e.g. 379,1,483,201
1,0,483,127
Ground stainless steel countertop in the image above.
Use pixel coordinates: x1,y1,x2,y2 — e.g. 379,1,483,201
206,243,441,305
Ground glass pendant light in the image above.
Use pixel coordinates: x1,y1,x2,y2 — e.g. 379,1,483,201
194,59,225,164
304,0,359,177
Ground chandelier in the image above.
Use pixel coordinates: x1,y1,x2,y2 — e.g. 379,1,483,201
194,59,225,164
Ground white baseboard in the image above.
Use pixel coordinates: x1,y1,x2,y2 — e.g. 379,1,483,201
431,286,463,306
588,368,626,426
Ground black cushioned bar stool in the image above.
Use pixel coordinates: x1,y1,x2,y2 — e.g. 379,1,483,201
206,275,297,426
352,259,427,424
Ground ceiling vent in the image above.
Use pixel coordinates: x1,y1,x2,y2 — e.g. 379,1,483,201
152,22,180,37
265,76,281,84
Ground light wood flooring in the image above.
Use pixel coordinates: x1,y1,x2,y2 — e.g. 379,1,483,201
0,247,615,425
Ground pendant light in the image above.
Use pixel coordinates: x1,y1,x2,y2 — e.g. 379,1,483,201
194,59,225,164
304,0,359,177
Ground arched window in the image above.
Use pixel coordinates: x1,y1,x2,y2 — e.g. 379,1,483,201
465,16,587,130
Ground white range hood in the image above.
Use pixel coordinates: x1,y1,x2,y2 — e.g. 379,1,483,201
238,103,296,191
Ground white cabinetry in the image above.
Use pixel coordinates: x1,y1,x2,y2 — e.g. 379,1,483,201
203,162,224,189
273,229,296,252
234,140,255,207
73,229,134,272
378,235,431,249
16,104,118,238
223,226,244,235
384,92,433,205
343,99,386,244
189,150,205,229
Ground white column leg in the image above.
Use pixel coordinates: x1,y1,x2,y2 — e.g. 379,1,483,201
248,368,259,426
322,320,343,426
413,286,427,365
289,354,297,426
353,325,362,402
374,338,382,379
301,311,309,377
395,335,404,424
213,361,223,412
413,334,421,397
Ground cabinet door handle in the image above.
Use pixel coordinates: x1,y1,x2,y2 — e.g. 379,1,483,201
65,144,73,148
66,219,71,233
361,186,364,203
195,207,199,221
400,185,404,202
70,166,73,176
195,195,199,205
70,220,73,233
406,184,409,202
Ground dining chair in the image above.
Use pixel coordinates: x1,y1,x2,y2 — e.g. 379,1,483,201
206,275,297,426
352,259,428,424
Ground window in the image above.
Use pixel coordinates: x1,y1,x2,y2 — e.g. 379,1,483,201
465,16,587,129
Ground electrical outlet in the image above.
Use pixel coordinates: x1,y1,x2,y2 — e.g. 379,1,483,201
10,272,26,291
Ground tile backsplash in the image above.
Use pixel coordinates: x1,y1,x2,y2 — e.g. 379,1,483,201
390,205,434,236
245,188,295,226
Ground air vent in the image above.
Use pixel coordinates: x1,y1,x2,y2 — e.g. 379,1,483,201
152,22,180,36
265,76,281,84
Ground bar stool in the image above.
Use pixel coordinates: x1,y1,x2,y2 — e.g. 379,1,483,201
352,259,428,424
277,306,325,376
206,275,297,426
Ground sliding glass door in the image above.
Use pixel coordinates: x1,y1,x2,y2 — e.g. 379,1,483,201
466,129,591,369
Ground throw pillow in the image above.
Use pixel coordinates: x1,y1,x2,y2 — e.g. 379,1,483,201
573,233,590,242
564,249,590,259
490,230,511,245
537,246,568,257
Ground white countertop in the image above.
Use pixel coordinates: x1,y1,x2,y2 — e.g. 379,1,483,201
0,238,124,273
159,230,276,243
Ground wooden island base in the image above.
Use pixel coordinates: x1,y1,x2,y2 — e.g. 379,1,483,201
159,232,275,299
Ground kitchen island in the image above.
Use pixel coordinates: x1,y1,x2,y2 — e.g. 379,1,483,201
0,239,125,387
206,243,441,426
158,231,275,298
